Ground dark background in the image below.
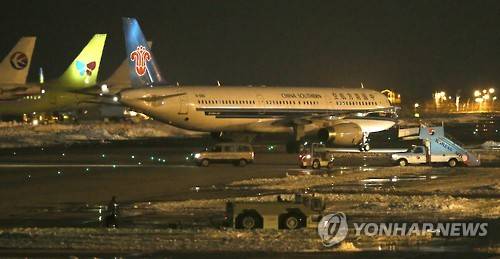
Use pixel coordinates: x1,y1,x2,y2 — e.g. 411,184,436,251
1,0,500,102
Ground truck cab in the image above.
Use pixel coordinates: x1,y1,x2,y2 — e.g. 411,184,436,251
391,145,428,166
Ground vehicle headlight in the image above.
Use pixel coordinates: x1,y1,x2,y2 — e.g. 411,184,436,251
305,154,311,159
194,153,201,159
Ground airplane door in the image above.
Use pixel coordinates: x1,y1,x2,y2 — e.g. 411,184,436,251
178,94,188,115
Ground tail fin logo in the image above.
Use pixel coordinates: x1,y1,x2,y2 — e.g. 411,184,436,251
130,45,151,76
10,52,29,70
76,61,97,76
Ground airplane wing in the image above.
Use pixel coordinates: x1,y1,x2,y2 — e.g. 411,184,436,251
268,106,399,127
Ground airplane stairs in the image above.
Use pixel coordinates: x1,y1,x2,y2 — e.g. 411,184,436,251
398,124,480,166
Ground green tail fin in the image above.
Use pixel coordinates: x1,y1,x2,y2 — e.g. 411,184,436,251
53,34,106,89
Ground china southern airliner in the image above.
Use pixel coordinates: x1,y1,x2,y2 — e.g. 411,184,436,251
118,18,397,151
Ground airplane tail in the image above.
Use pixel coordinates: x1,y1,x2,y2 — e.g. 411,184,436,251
52,34,107,89
122,17,164,87
0,37,36,84
104,41,153,88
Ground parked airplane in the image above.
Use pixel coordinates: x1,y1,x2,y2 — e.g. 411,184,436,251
0,37,38,100
0,34,106,117
118,18,397,151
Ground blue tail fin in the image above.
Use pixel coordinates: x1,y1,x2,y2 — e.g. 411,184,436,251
122,17,164,87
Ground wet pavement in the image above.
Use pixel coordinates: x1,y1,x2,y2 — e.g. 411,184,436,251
0,138,498,256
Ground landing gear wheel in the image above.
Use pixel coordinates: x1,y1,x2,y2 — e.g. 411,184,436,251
200,159,210,167
312,159,321,169
359,143,370,152
448,158,458,168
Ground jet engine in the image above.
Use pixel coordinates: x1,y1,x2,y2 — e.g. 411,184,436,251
317,123,363,146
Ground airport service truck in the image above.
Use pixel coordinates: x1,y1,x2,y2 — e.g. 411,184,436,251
391,145,465,167
393,125,480,167
298,143,335,169
225,194,325,230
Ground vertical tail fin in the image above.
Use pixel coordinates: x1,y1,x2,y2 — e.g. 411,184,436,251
104,41,153,88
53,34,107,89
0,37,36,84
122,17,164,87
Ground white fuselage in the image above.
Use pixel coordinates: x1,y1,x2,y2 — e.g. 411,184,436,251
119,86,396,134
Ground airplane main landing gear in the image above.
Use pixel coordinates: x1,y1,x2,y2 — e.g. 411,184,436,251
359,132,370,152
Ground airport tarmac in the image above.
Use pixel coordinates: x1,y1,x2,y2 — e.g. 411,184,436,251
0,138,498,256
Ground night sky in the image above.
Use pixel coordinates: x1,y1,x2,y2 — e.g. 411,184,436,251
2,0,500,102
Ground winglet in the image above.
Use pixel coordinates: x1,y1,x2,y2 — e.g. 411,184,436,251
53,34,107,89
122,17,164,87
0,37,36,84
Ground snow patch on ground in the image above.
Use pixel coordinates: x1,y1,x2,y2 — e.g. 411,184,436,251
0,121,205,148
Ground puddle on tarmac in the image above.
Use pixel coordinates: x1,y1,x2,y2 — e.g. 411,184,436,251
286,166,377,176
312,173,446,192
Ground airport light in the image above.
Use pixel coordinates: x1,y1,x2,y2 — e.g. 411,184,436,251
489,88,495,94
474,90,481,97
101,84,109,94
414,103,419,117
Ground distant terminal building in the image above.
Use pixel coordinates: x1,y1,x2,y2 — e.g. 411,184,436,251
381,89,401,105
